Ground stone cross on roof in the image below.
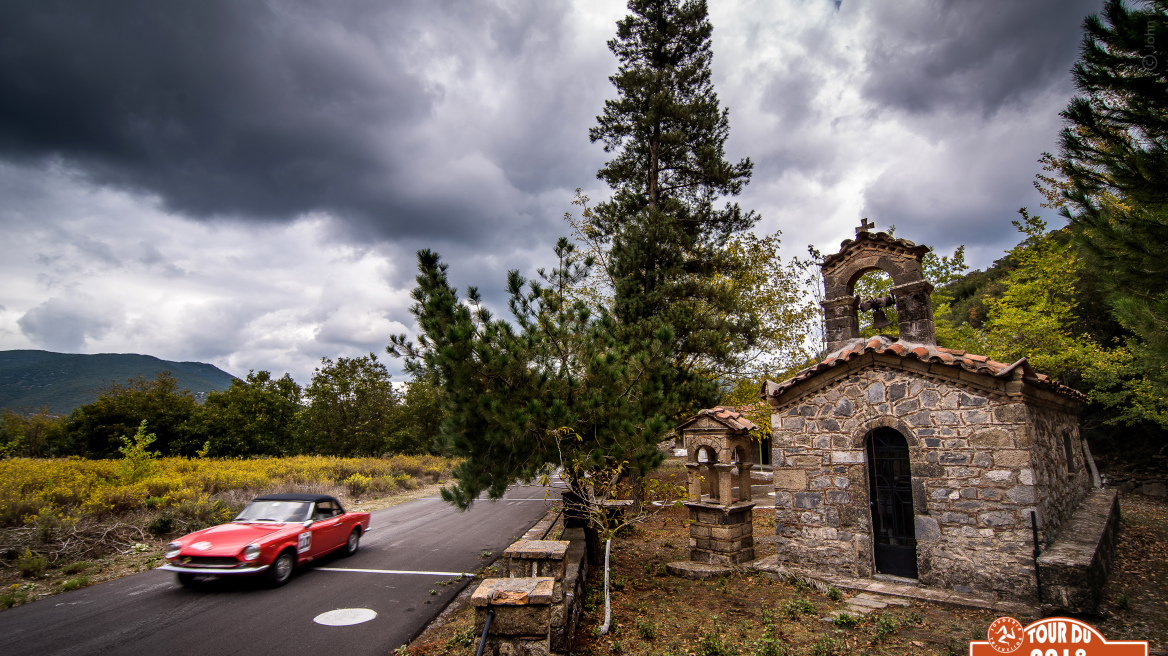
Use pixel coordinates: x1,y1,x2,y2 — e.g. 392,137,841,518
856,217,874,236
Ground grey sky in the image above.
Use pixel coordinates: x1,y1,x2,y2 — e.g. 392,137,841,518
0,0,1102,384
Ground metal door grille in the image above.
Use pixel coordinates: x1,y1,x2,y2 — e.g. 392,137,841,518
867,428,918,578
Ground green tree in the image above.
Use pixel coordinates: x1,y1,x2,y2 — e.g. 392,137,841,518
391,241,671,507
1043,0,1168,371
0,408,70,458
590,0,760,416
385,377,445,455
391,0,756,509
186,371,302,457
300,354,399,456
65,372,199,458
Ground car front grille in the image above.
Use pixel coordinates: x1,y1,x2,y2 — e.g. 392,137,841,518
178,556,241,568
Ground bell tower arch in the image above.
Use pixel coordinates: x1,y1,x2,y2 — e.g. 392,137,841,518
820,220,936,351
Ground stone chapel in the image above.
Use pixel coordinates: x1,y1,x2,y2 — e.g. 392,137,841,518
756,222,1119,612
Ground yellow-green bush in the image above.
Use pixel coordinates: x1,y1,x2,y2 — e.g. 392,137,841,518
0,455,455,527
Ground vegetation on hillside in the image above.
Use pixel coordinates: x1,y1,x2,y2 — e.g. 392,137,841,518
0,353,444,460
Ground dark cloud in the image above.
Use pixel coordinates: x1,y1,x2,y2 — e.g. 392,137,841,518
859,0,1100,117
0,0,605,246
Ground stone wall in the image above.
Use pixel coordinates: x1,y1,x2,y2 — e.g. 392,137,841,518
1027,403,1090,541
473,528,588,656
770,360,1088,601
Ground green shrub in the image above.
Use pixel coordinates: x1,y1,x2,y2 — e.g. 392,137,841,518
831,612,858,628
147,513,176,537
60,576,89,591
16,548,48,578
826,585,841,601
447,626,476,648
636,618,655,641
872,614,899,642
62,561,90,575
697,631,732,656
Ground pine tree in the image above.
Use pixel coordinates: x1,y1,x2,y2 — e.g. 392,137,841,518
388,0,756,507
1054,0,1168,368
589,0,759,411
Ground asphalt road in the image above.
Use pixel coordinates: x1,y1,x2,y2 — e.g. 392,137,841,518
0,485,560,656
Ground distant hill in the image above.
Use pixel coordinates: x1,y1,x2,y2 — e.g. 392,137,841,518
0,350,238,415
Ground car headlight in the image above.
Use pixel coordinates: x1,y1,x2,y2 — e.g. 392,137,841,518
243,544,261,562
165,542,182,559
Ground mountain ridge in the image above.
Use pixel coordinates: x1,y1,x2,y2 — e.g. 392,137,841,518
0,350,238,415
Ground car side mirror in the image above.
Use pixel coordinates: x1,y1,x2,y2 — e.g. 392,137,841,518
302,520,314,528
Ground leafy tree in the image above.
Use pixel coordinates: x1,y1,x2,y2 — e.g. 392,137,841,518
300,354,400,456
186,370,302,457
0,408,70,458
1041,0,1168,370
385,377,445,455
64,372,199,458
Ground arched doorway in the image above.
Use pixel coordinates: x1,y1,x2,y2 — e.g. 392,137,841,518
867,427,917,578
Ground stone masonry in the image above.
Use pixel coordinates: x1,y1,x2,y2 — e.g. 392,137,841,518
759,222,1114,610
766,343,1086,601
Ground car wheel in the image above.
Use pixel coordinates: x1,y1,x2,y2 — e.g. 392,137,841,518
176,573,200,588
342,528,361,557
265,550,296,588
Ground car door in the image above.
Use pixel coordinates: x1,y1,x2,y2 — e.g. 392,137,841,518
307,500,346,554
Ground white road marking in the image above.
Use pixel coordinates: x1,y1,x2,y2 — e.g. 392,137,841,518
316,567,473,577
313,608,378,626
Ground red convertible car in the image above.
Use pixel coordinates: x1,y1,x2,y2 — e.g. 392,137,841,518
160,493,371,587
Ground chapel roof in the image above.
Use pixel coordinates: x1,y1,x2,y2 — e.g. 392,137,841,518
763,335,1086,403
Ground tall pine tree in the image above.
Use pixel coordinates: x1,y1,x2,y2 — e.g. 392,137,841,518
389,0,756,507
1053,0,1168,369
590,0,759,412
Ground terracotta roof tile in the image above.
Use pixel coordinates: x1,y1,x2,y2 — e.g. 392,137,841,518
762,335,1085,403
679,406,760,432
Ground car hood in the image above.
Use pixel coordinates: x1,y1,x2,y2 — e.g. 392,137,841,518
179,523,299,556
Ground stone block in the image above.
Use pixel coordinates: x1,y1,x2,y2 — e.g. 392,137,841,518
866,383,885,403
472,578,555,607
1006,485,1036,504
894,399,920,416
915,515,941,541
939,452,971,465
994,450,1031,468
958,392,987,407
993,404,1027,423
793,492,821,509
969,429,1011,447
984,469,1014,483
477,605,551,637
831,450,865,464
827,490,850,504
979,511,1017,527
774,469,807,490
935,411,958,425
963,410,989,424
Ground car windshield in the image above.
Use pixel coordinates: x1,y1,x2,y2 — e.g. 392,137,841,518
234,500,311,523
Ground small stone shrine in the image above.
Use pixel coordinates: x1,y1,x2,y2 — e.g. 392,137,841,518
668,407,758,577
760,221,1119,612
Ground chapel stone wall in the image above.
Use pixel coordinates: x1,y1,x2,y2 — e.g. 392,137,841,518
770,358,1087,601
